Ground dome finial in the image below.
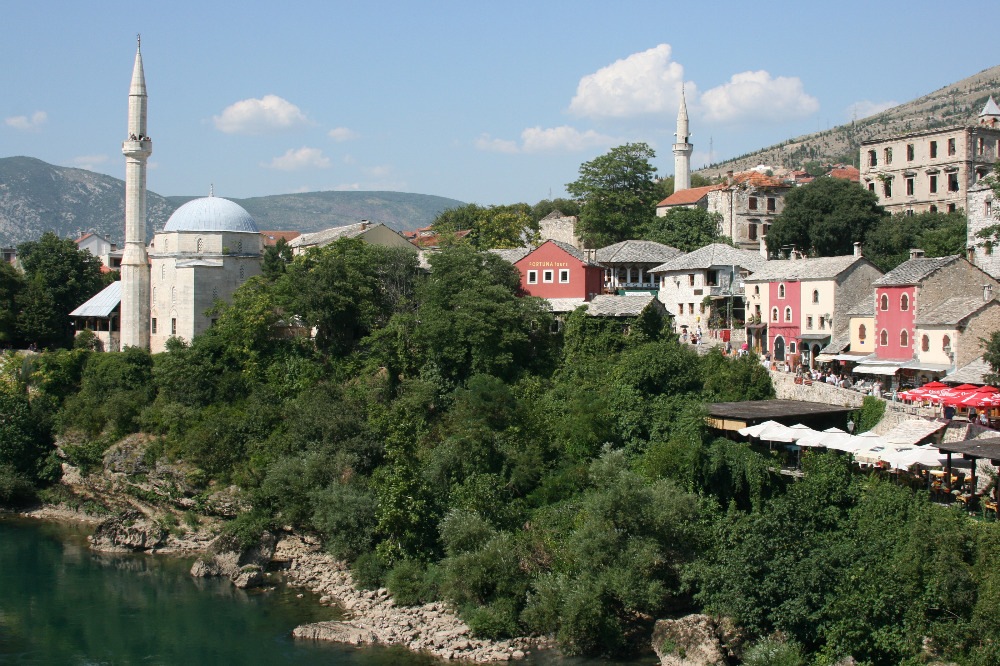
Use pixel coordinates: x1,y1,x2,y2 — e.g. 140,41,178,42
210,183,214,197
137,33,141,52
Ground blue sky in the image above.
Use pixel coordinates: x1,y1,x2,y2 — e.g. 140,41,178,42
2,1,998,208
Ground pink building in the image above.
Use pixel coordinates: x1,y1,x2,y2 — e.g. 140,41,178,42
509,240,603,303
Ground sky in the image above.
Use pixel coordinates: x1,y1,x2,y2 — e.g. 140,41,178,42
2,1,999,208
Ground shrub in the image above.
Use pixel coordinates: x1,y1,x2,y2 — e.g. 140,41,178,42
741,637,805,666
465,598,521,639
385,559,427,606
0,464,35,505
352,552,387,590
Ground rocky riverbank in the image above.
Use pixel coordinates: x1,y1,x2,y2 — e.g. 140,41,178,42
276,533,548,662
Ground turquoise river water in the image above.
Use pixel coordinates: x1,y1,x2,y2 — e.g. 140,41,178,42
0,517,654,665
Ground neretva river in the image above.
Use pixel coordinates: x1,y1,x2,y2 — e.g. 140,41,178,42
0,517,653,665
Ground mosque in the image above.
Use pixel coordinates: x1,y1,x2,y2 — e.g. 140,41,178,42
72,39,262,353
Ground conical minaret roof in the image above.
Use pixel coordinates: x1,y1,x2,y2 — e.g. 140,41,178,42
130,37,146,97
980,95,1000,117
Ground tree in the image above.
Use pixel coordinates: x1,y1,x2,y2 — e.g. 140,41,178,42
0,261,25,343
766,178,886,257
531,198,581,222
640,207,726,252
982,330,1000,386
567,143,658,248
864,211,967,272
15,232,104,347
473,204,537,249
262,237,293,280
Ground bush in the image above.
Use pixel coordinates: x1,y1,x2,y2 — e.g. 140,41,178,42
465,598,521,639
218,510,272,552
741,637,805,666
385,559,428,606
352,551,388,590
0,464,36,505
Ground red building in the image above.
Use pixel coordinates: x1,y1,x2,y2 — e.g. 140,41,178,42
513,240,603,301
768,280,801,361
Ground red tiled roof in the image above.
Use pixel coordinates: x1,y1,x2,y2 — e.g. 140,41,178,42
798,176,815,184
409,228,472,248
828,167,860,182
657,184,718,207
260,230,300,246
728,171,788,188
74,233,94,244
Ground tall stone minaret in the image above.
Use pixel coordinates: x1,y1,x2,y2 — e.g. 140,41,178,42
672,84,693,192
120,36,152,350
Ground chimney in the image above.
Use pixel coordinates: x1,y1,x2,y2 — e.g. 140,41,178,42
759,235,767,260
853,242,862,257
909,248,926,259
726,170,734,186
360,219,369,230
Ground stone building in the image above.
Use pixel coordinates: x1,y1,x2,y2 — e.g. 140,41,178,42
288,221,416,256
537,210,583,250
148,195,263,353
75,233,122,272
650,243,766,333
859,97,1000,215
706,172,791,250
966,180,1000,278
595,240,681,293
743,253,882,365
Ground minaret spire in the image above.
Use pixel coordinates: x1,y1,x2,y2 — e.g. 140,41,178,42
672,82,694,193
120,39,152,350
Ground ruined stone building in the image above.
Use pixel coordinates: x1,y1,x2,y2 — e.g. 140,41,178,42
859,97,1000,215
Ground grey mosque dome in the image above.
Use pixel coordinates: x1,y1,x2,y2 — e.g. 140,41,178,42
162,195,259,233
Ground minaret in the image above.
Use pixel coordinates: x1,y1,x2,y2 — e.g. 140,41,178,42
673,84,693,192
120,35,152,350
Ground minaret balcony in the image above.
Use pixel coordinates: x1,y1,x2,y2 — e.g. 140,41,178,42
122,139,153,157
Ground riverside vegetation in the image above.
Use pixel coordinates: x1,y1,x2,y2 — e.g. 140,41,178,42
3,238,1000,665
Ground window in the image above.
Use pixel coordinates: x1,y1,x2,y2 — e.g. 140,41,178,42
748,197,758,210
688,274,695,286
778,283,785,298
868,150,877,166
754,285,760,296
151,318,157,334
171,287,176,304
948,138,956,156
900,294,909,311
868,182,875,192
922,335,930,352
807,316,813,329
789,342,797,354
164,237,169,252
820,317,826,330
930,204,938,212
948,173,960,192
986,200,993,217
906,209,914,217
884,179,892,198
880,329,888,346
559,269,569,283
748,222,758,241
152,287,156,302
884,147,893,164
699,302,706,314
196,238,203,253
858,324,866,341
979,137,986,155
161,265,165,280
212,286,218,300
767,197,776,212
907,144,914,161
689,303,695,314
543,270,554,283
943,335,951,351
239,265,245,281
948,203,956,213
171,318,177,336
929,175,938,193
900,330,909,347
772,307,779,322
237,240,243,253
812,289,819,304
527,270,538,284
880,293,889,311
906,177,914,195
930,141,938,158
677,303,683,314
784,306,792,322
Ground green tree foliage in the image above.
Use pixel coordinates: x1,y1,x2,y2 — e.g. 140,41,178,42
640,207,727,252
766,178,886,257
432,203,538,250
567,143,658,248
0,260,25,343
531,198,581,222
982,330,1000,386
864,210,967,271
16,232,105,347
261,236,293,280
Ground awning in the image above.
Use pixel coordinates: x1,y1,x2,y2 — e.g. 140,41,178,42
798,333,831,341
815,354,837,363
745,322,768,329
833,353,875,362
854,365,903,376
901,361,953,372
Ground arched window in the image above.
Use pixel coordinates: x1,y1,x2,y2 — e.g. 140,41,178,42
900,294,909,311
778,283,786,298
880,329,888,346
212,287,219,300
858,324,867,341
784,307,792,322
237,240,244,253
922,335,929,352
754,285,760,296
812,289,819,304
164,237,169,252
171,287,176,304
900,330,909,347
880,293,889,311
943,335,951,351
196,238,203,253
239,265,245,281
772,307,779,322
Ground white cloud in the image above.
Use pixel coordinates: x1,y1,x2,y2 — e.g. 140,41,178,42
343,154,356,164
332,183,361,191
362,164,392,177
475,126,617,154
700,70,819,124
70,154,109,170
521,126,617,153
214,95,310,134
262,147,331,171
846,100,898,120
328,127,360,142
5,111,47,131
475,133,519,153
569,44,688,118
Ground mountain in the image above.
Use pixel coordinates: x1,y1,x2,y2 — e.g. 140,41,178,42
0,156,464,247
0,156,175,247
696,64,1000,178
